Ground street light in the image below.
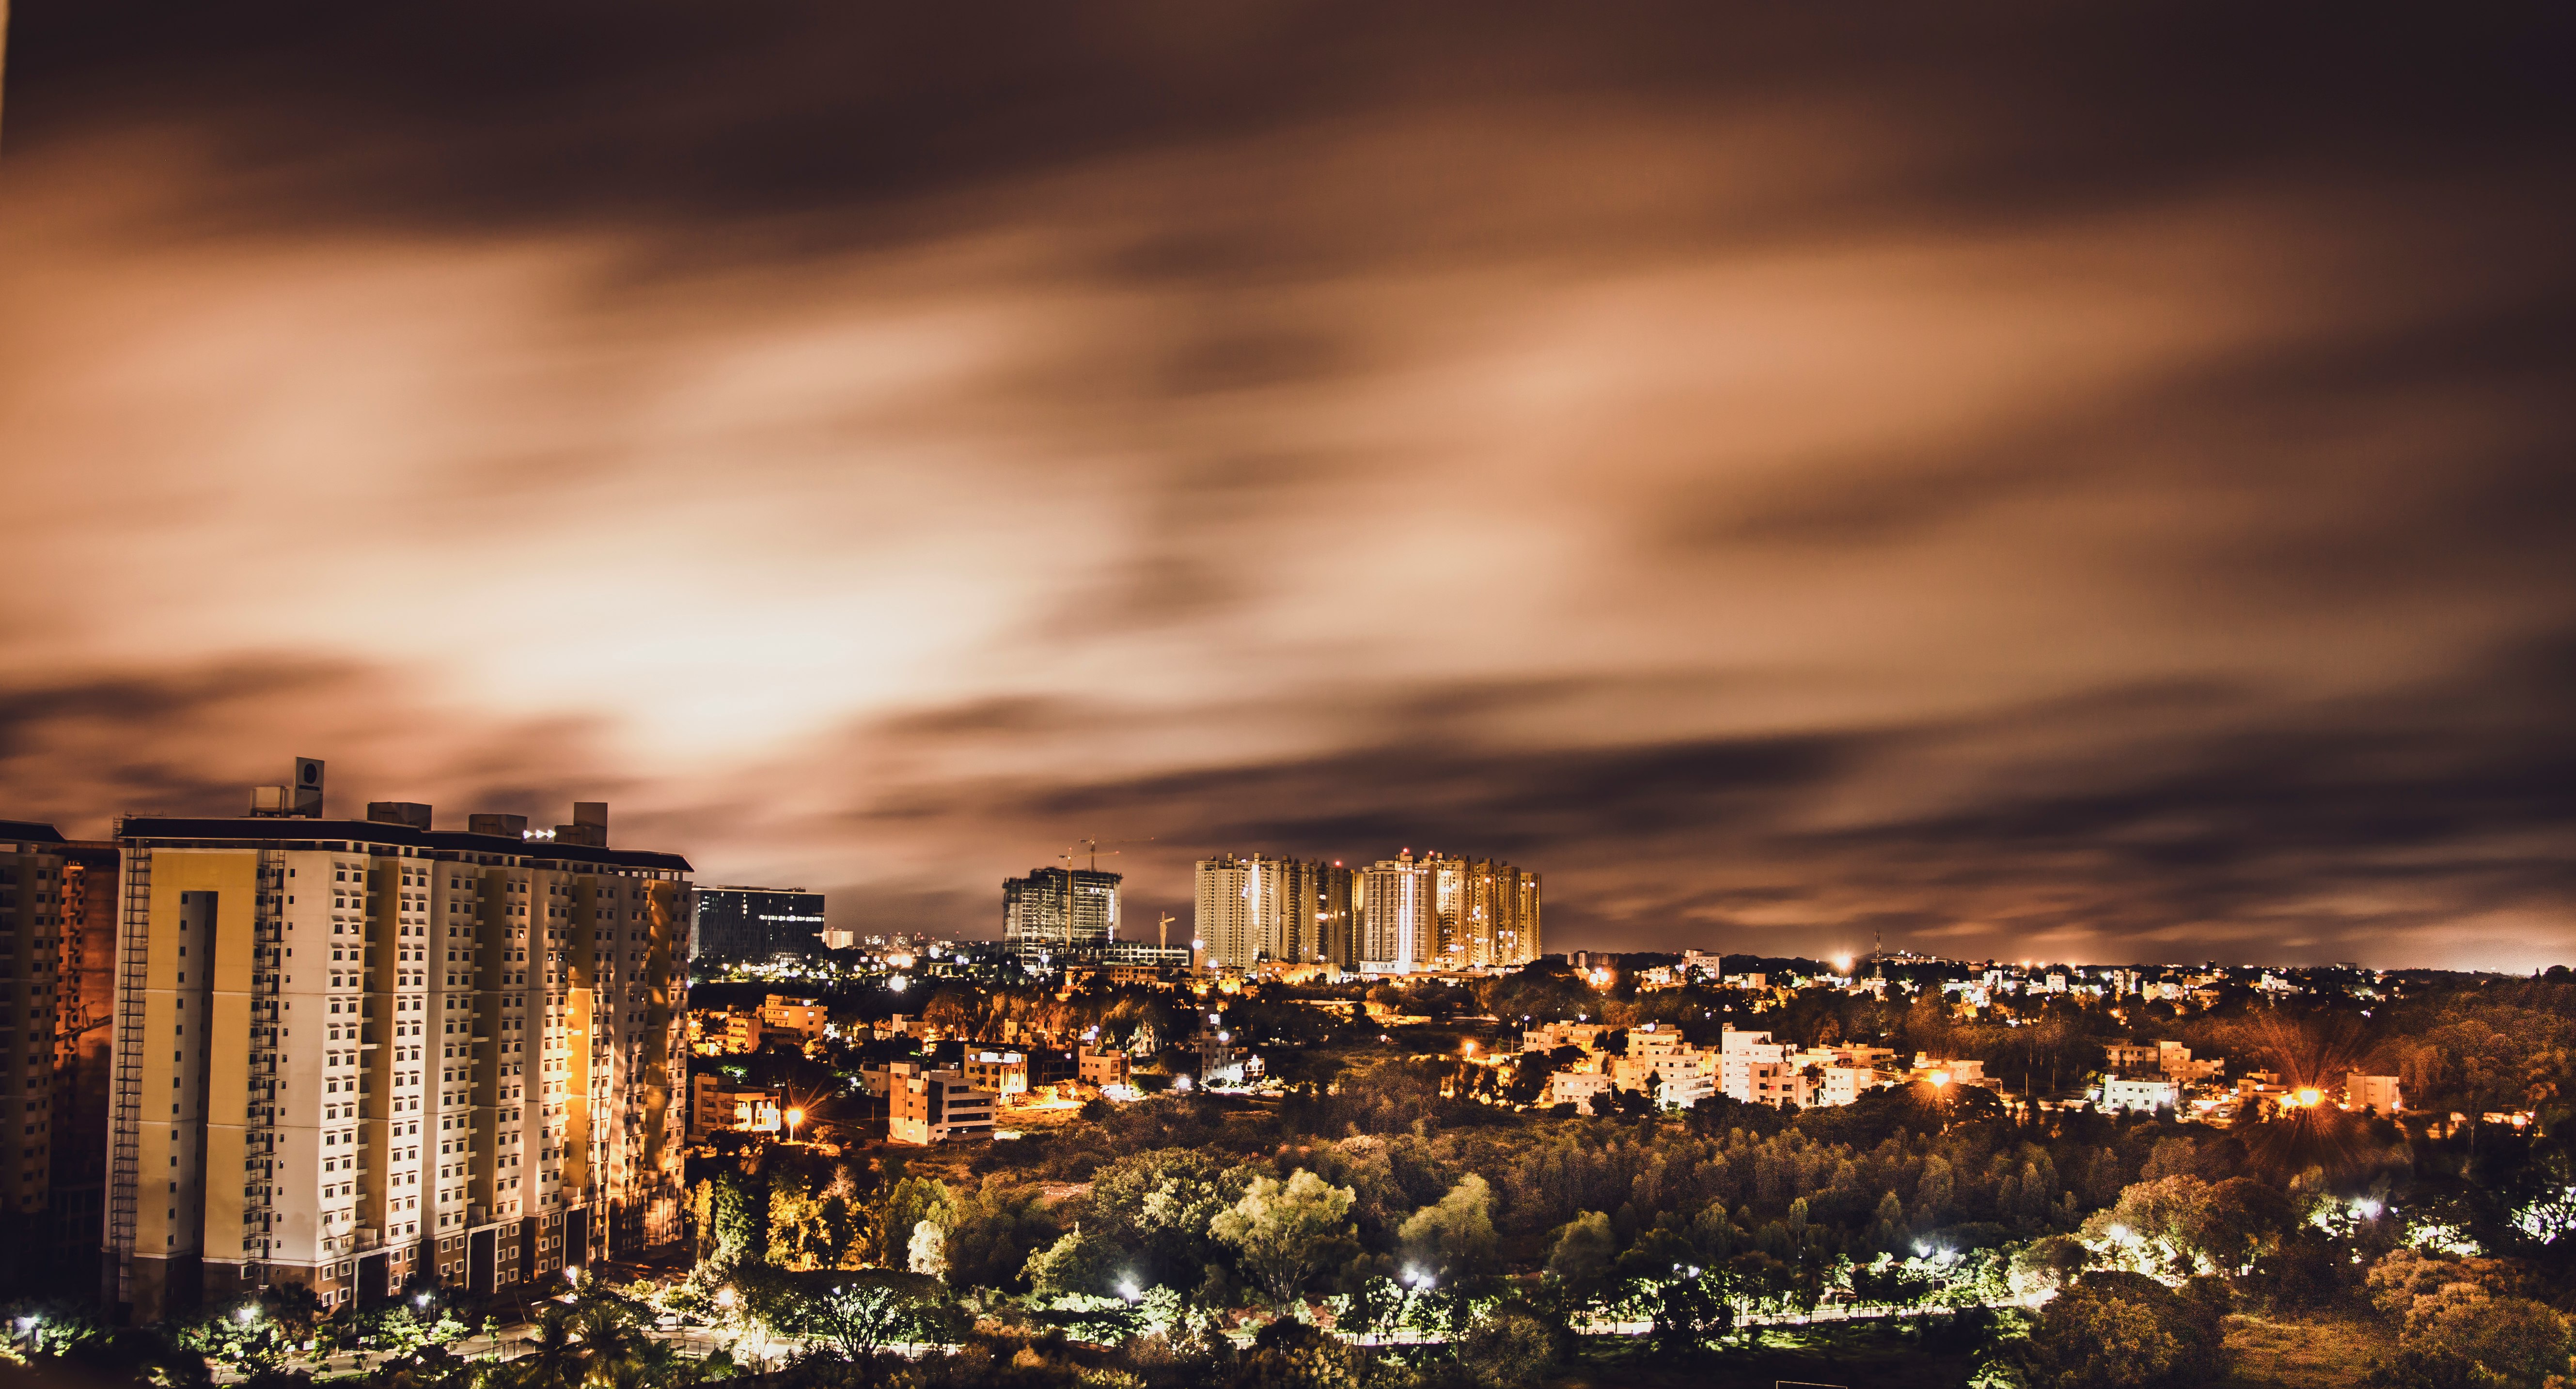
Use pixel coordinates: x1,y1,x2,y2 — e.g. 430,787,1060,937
785,1108,805,1143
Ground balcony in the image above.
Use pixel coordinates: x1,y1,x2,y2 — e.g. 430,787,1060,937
354,1227,383,1251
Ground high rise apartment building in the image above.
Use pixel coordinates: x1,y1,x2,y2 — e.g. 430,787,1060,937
1001,867,1121,970
1314,861,1357,969
1,822,121,1291
102,767,690,1322
1358,851,1438,975
1432,856,1541,969
689,886,827,966
1194,856,1257,970
1193,856,1356,969
1193,850,1523,974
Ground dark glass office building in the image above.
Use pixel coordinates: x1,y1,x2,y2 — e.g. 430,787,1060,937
691,885,827,964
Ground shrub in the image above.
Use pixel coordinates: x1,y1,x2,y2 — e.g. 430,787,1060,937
2020,1271,2228,1389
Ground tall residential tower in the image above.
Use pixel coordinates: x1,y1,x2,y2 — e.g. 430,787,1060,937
102,766,690,1321
1001,867,1121,971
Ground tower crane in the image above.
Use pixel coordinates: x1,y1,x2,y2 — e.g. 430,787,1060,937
1054,837,1153,946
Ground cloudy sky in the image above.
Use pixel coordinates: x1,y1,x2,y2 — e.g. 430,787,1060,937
2,2,2571,969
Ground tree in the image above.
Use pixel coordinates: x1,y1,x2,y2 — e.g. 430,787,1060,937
1651,1272,1729,1361
800,1271,949,1361
2387,1283,2573,1389
692,1172,764,1271
2021,1271,2228,1389
2087,1174,2289,1277
767,1175,858,1271
872,1175,951,1269
1543,1212,1617,1302
1396,1174,1497,1286
1022,1225,1127,1300
1456,1306,1557,1389
1084,1148,1253,1288
1209,1169,1357,1308
932,1176,1058,1292
906,1221,947,1280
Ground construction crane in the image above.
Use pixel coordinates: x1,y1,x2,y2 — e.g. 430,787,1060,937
1054,837,1153,946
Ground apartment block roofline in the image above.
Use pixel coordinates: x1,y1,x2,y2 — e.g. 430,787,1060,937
0,819,66,843
109,814,693,873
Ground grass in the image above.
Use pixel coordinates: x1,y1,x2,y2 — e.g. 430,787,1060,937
2222,1310,2395,1389
1544,1322,1981,1389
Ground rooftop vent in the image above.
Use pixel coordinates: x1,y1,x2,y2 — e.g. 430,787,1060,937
555,802,608,848
367,802,431,830
249,757,326,817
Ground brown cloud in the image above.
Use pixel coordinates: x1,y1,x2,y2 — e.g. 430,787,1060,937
0,1,2570,968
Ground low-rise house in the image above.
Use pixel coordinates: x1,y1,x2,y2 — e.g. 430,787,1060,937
963,1049,1031,1102
1521,1021,1611,1054
1078,1044,1133,1090
1549,1071,1614,1108
888,1060,997,1144
1194,1035,1257,1087
690,1074,783,1138
2347,1073,2403,1113
2099,1077,2181,1113
1814,1063,1895,1107
761,994,829,1037
1612,1050,1717,1108
1912,1055,1987,1086
1716,1027,1811,1107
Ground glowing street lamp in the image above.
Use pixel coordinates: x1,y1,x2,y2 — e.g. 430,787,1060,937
785,1107,805,1143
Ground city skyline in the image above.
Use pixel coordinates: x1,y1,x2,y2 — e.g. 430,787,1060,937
1,4,2571,972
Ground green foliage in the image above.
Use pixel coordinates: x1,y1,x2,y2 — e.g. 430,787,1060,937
2364,1247,2573,1389
692,1171,765,1271
0,1300,110,1363
1543,1211,1617,1301
1394,1174,1496,1286
499,1283,688,1389
1081,1147,1257,1290
874,1173,955,1269
1210,1170,1359,1308
792,1270,957,1360
767,1171,861,1271
934,1175,1060,1292
1023,1225,1130,1301
2020,1271,2229,1389
1454,1305,1557,1389
2083,1172,2293,1276
1649,1272,1729,1361
2378,1283,2574,1389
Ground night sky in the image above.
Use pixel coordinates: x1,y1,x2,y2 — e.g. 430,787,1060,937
2,2,2571,969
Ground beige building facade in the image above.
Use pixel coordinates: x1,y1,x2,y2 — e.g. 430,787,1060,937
104,785,689,1322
